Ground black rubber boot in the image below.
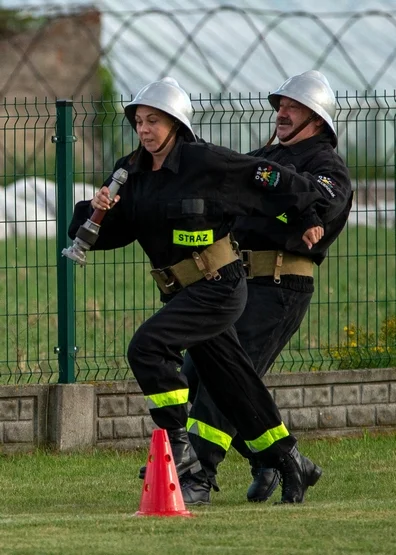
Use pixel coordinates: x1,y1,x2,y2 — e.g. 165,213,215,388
246,464,281,502
167,427,202,477
139,428,201,480
273,446,322,504
179,470,212,506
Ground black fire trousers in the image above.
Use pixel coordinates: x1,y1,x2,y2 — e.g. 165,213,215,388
127,262,295,465
182,279,312,477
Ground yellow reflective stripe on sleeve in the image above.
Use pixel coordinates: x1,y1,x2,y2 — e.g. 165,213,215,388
276,213,288,223
187,418,232,452
173,229,214,246
144,388,189,410
244,422,289,453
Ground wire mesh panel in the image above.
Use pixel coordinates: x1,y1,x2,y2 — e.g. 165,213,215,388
0,92,395,382
0,98,58,383
69,97,163,382
274,91,396,371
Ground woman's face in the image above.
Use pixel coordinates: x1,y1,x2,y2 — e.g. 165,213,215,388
135,106,176,153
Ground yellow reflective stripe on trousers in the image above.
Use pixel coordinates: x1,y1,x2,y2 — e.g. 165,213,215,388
244,422,289,453
187,418,232,451
144,388,189,410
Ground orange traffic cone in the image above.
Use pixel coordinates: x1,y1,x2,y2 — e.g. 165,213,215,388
135,428,193,517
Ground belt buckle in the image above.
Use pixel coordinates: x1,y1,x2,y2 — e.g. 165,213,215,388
150,267,181,294
240,250,253,279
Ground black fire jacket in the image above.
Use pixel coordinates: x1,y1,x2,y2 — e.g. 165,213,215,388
68,136,348,270
234,134,353,266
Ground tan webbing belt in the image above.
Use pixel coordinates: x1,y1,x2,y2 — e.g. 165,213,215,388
240,250,313,283
150,234,239,294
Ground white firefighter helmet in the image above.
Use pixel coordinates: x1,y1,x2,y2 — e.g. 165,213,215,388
124,77,196,141
268,70,337,146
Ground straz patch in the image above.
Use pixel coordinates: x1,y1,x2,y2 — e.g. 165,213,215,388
173,229,214,246
317,175,336,198
255,165,280,187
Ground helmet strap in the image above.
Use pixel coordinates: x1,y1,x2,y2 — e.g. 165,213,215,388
265,128,278,147
152,121,180,153
129,143,142,164
267,112,317,146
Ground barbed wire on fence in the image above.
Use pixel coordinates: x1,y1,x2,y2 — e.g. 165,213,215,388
1,6,396,101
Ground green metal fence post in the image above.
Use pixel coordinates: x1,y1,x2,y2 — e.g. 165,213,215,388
54,99,77,384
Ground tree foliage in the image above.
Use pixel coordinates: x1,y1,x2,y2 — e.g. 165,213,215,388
0,9,44,38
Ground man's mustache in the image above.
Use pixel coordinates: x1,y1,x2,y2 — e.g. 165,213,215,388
277,118,292,125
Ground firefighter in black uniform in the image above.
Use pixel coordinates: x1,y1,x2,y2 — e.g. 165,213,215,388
68,77,336,505
180,71,353,505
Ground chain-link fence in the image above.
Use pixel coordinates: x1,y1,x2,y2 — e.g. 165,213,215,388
0,91,395,383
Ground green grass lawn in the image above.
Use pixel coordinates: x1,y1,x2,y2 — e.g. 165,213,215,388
0,432,396,554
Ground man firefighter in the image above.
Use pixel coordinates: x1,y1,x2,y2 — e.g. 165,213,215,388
179,70,353,505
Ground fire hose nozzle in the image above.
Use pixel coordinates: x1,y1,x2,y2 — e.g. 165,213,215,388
62,168,128,266
62,218,101,266
62,238,89,266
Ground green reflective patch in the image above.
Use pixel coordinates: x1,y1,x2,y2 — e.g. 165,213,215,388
187,418,232,451
173,229,214,246
144,388,189,410
244,422,290,453
276,213,288,223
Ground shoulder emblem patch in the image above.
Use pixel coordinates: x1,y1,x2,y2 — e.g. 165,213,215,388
317,175,336,198
255,165,280,187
